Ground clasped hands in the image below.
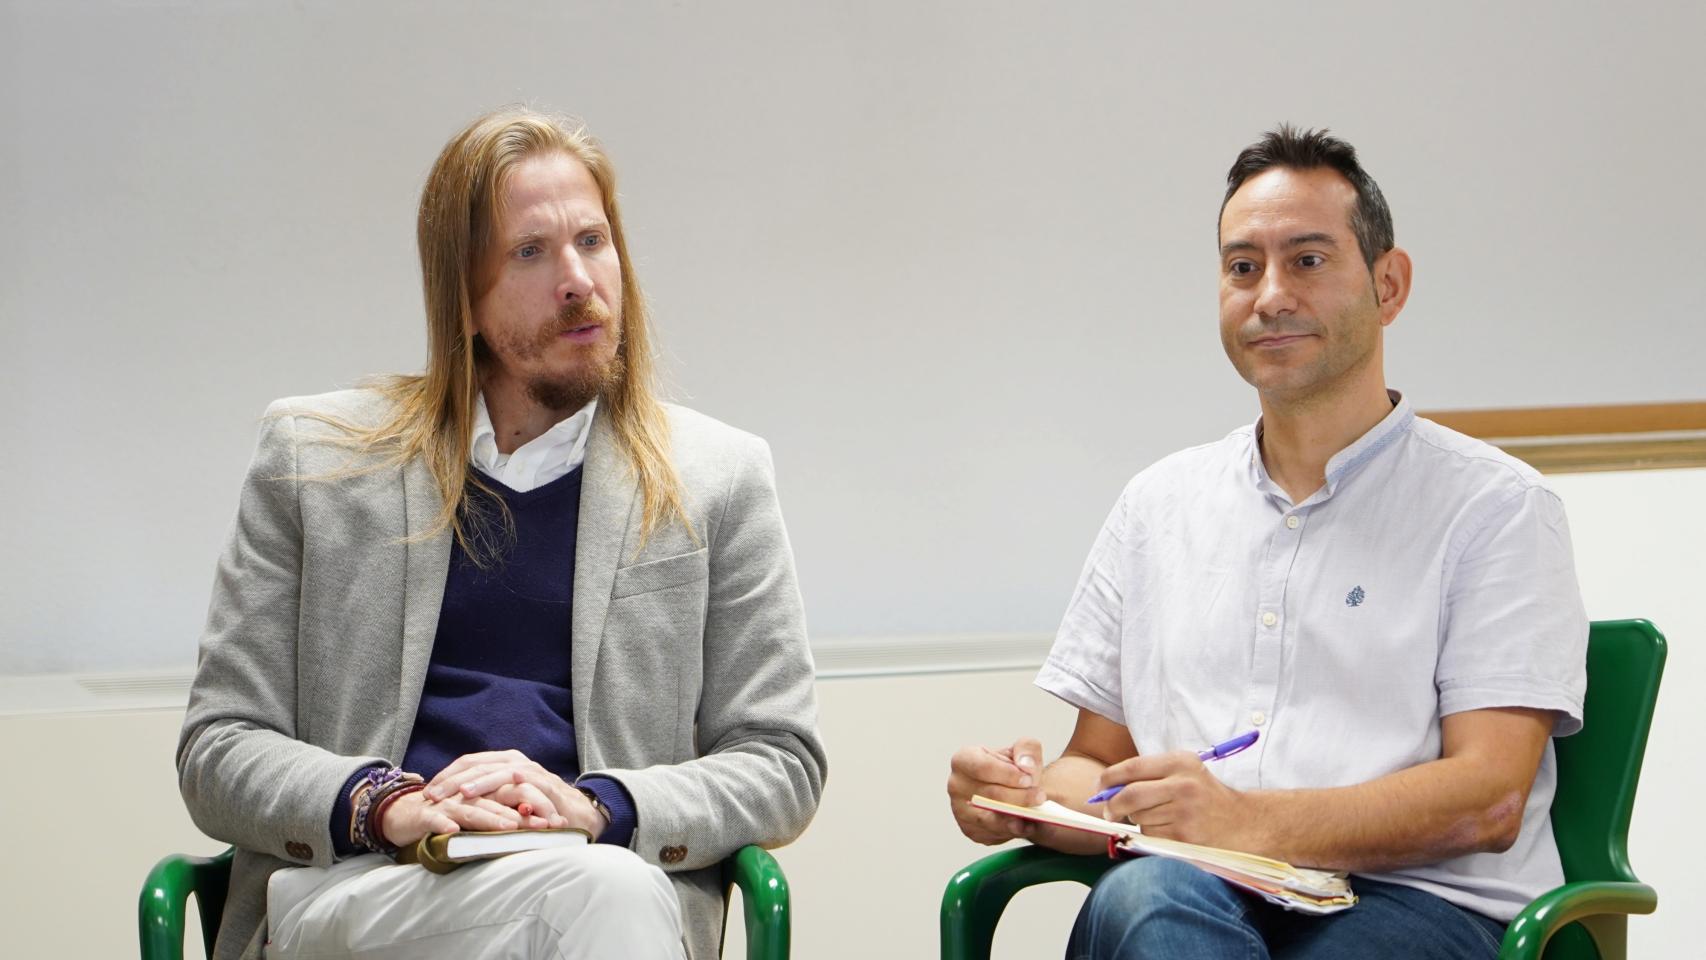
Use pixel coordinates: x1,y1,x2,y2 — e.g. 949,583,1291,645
379,749,607,849
947,737,1255,849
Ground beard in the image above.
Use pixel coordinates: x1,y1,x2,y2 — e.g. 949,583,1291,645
1224,286,1381,405
478,296,625,414
525,346,624,412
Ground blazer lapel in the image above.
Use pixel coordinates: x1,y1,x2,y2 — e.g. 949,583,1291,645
396,455,451,760
572,403,639,760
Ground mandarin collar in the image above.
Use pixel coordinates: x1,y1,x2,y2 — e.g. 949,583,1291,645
1247,390,1412,505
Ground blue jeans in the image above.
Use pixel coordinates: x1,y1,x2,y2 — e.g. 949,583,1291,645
1067,858,1509,960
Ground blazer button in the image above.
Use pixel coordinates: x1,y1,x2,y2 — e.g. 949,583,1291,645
658,845,686,864
285,841,313,861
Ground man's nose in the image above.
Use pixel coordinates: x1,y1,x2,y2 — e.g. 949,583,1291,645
1253,269,1297,319
555,248,595,303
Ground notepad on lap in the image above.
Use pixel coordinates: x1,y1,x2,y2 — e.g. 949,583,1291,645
397,828,591,874
970,796,1357,914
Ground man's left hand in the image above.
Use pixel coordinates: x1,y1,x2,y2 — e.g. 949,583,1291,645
1096,751,1253,848
424,749,607,841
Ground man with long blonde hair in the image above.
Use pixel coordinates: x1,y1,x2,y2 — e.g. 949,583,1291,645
179,106,826,960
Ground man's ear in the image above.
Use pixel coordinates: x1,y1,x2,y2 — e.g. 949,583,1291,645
1373,246,1413,327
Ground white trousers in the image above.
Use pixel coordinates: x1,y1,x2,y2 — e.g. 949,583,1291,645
264,845,686,959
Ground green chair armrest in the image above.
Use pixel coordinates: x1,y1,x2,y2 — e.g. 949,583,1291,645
139,848,233,960
723,844,790,960
1499,880,1657,960
941,847,1114,960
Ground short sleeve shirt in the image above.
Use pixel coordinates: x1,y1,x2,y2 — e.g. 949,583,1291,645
1036,391,1588,922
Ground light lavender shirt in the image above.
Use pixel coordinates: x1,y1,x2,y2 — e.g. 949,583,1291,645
1037,391,1588,921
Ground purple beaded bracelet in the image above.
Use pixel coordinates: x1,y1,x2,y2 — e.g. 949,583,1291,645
348,767,424,855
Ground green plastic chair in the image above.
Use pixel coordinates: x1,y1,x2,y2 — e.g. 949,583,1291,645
941,619,1665,960
140,843,790,960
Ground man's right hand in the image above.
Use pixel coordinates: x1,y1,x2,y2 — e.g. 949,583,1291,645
947,738,1047,845
378,787,544,849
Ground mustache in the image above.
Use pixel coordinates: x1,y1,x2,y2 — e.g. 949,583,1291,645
1242,320,1318,342
543,297,615,339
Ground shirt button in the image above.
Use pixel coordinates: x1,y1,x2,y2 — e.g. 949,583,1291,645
1285,515,1300,529
1252,711,1267,726
1261,611,1277,627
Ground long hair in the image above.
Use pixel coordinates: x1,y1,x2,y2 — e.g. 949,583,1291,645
314,106,689,561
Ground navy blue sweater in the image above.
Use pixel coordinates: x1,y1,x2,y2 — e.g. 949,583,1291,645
332,466,635,853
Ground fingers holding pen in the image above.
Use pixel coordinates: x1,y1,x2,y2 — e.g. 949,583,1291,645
1094,750,1250,846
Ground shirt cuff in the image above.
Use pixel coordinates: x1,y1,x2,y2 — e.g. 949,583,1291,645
329,763,389,858
576,775,637,848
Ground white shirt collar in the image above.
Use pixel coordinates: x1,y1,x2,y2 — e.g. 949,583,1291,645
1248,389,1412,506
470,393,598,493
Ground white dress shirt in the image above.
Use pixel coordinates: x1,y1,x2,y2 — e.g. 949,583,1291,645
470,393,597,492
1038,391,1588,922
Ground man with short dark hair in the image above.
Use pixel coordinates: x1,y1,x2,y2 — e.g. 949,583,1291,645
179,107,826,960
947,125,1588,958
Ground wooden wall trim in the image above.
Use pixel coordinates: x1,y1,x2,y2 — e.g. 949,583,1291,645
1420,402,1706,439
1417,402,1706,474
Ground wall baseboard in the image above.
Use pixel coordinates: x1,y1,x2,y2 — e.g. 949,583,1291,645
812,633,1052,679
0,634,1054,717
0,670,195,717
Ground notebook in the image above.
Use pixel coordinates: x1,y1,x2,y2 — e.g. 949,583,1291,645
970,795,1357,914
396,827,591,874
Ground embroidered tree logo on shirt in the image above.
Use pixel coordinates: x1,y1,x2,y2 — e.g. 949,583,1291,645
1345,585,1366,607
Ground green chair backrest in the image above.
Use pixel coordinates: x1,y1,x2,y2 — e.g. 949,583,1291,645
1549,619,1665,885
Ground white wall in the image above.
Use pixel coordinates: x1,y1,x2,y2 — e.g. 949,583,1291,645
3,468,1700,958
1546,467,1705,960
4,0,1705,674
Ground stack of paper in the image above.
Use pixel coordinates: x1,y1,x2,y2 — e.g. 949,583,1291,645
971,796,1357,914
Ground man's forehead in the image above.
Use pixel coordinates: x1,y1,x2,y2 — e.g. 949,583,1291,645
499,152,607,225
1220,166,1357,241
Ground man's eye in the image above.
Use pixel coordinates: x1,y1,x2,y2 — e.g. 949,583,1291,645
1229,260,1258,277
1297,254,1324,268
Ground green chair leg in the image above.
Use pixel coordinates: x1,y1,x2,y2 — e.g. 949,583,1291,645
724,844,790,960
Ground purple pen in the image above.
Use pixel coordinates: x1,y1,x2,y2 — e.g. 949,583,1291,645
1086,729,1260,804
1197,729,1260,762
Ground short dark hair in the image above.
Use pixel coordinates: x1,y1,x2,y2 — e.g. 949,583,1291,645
1220,124,1394,269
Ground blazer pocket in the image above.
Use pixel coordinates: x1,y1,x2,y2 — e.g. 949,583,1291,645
611,548,709,599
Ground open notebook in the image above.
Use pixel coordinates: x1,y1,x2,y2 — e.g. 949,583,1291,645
971,796,1357,914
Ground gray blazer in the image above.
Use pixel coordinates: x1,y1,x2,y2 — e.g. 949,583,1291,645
178,389,827,960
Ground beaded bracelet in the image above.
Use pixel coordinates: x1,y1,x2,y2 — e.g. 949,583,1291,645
348,767,424,855
364,772,426,853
